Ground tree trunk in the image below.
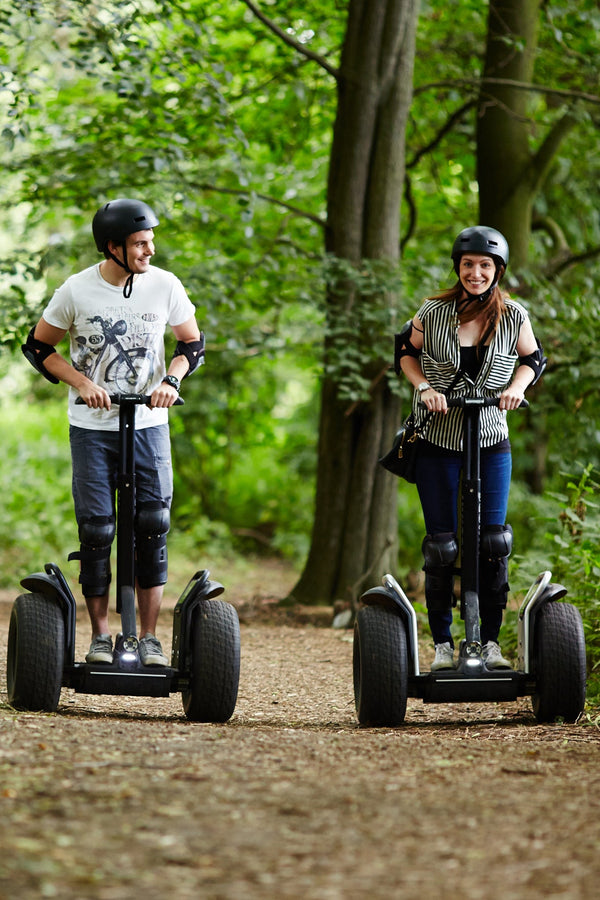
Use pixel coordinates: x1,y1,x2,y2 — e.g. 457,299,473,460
477,0,577,269
291,0,419,606
476,0,543,267
476,0,577,492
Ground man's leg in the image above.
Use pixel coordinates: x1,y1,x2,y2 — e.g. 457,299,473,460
134,425,173,666
70,426,119,663
86,593,111,637
137,584,164,637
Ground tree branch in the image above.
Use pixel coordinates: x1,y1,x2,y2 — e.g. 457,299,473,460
240,0,339,80
415,77,600,107
197,182,326,229
407,100,476,169
529,110,578,195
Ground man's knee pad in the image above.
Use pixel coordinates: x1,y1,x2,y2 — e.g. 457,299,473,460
73,515,116,598
422,532,459,612
479,524,512,609
135,502,170,588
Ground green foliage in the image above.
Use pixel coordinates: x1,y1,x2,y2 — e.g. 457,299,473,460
0,387,77,586
0,0,600,685
504,465,600,704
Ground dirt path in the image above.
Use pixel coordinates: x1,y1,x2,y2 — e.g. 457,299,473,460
0,577,599,899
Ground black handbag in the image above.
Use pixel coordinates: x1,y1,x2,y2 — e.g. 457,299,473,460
378,412,432,483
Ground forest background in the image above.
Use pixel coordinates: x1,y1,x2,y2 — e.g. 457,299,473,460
1,0,599,706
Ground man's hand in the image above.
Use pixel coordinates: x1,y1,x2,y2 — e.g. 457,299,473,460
78,381,112,409
149,383,179,409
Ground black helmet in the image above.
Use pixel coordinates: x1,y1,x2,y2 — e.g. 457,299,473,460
92,199,159,253
451,226,509,273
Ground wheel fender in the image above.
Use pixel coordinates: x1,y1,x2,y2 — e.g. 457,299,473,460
359,574,420,675
20,564,77,665
518,571,568,672
171,570,226,670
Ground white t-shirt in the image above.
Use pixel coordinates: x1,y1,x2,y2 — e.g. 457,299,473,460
42,263,195,431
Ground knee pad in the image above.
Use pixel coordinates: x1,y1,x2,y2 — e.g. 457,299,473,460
479,524,512,609
422,532,459,612
71,515,116,598
135,502,170,588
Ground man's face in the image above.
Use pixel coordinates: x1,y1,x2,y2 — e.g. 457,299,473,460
109,229,155,273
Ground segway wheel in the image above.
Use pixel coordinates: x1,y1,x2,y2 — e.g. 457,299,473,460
7,593,64,712
532,601,586,724
353,604,408,727
182,600,241,723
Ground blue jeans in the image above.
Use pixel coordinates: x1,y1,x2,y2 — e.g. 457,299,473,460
415,449,512,646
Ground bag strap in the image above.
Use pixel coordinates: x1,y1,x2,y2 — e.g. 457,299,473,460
413,368,463,440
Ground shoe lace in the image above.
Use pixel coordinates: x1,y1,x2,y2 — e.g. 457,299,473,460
142,635,163,653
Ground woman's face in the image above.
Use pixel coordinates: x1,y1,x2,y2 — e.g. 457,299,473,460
458,254,496,296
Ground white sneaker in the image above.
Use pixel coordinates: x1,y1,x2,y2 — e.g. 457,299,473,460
139,633,168,667
431,642,455,671
86,634,113,664
482,641,511,669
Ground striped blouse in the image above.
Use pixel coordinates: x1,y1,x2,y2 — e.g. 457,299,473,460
412,296,528,451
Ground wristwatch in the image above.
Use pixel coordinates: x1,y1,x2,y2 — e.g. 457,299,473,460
162,374,181,393
417,382,432,393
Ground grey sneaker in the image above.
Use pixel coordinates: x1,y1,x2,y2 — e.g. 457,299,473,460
482,641,512,669
139,633,168,667
86,634,113,664
431,642,455,671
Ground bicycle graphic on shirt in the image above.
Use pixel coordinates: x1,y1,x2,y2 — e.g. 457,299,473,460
74,316,155,394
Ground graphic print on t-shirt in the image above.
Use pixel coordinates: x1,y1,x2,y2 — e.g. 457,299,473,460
72,309,160,394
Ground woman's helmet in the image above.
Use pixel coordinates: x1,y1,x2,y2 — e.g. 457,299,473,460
92,199,159,297
451,226,509,303
451,226,509,273
92,199,159,253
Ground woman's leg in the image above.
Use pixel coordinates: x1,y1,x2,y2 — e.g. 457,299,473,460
479,451,512,645
416,452,462,646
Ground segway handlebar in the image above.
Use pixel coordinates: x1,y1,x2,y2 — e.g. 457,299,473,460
418,396,528,410
75,393,184,406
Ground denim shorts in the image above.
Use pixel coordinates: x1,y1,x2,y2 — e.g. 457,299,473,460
70,424,173,525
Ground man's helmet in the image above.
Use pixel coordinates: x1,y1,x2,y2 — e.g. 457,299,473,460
451,226,509,274
92,199,159,253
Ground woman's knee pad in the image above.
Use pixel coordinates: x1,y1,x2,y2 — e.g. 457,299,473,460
422,532,459,611
135,501,170,588
71,515,116,598
479,524,513,609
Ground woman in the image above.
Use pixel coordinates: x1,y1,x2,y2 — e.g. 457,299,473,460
396,226,546,672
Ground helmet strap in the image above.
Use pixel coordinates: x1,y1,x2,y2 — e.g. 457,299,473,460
106,242,134,298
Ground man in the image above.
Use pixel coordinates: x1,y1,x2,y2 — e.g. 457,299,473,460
23,198,204,666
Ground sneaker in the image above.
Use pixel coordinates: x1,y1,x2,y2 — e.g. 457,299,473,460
482,641,512,670
139,633,168,667
431,642,455,671
86,634,113,664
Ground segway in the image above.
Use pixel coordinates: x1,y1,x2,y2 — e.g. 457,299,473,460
7,394,241,722
353,397,587,726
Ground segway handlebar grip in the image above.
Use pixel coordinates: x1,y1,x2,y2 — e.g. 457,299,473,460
75,394,185,406
418,397,528,410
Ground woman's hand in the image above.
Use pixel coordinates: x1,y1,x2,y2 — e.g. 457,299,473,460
421,387,448,413
499,384,525,410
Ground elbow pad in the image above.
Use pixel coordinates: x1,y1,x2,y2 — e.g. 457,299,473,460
172,332,205,377
394,320,421,375
518,338,547,386
22,327,60,384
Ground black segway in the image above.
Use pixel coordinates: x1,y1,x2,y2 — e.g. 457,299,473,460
7,394,241,722
353,397,587,726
